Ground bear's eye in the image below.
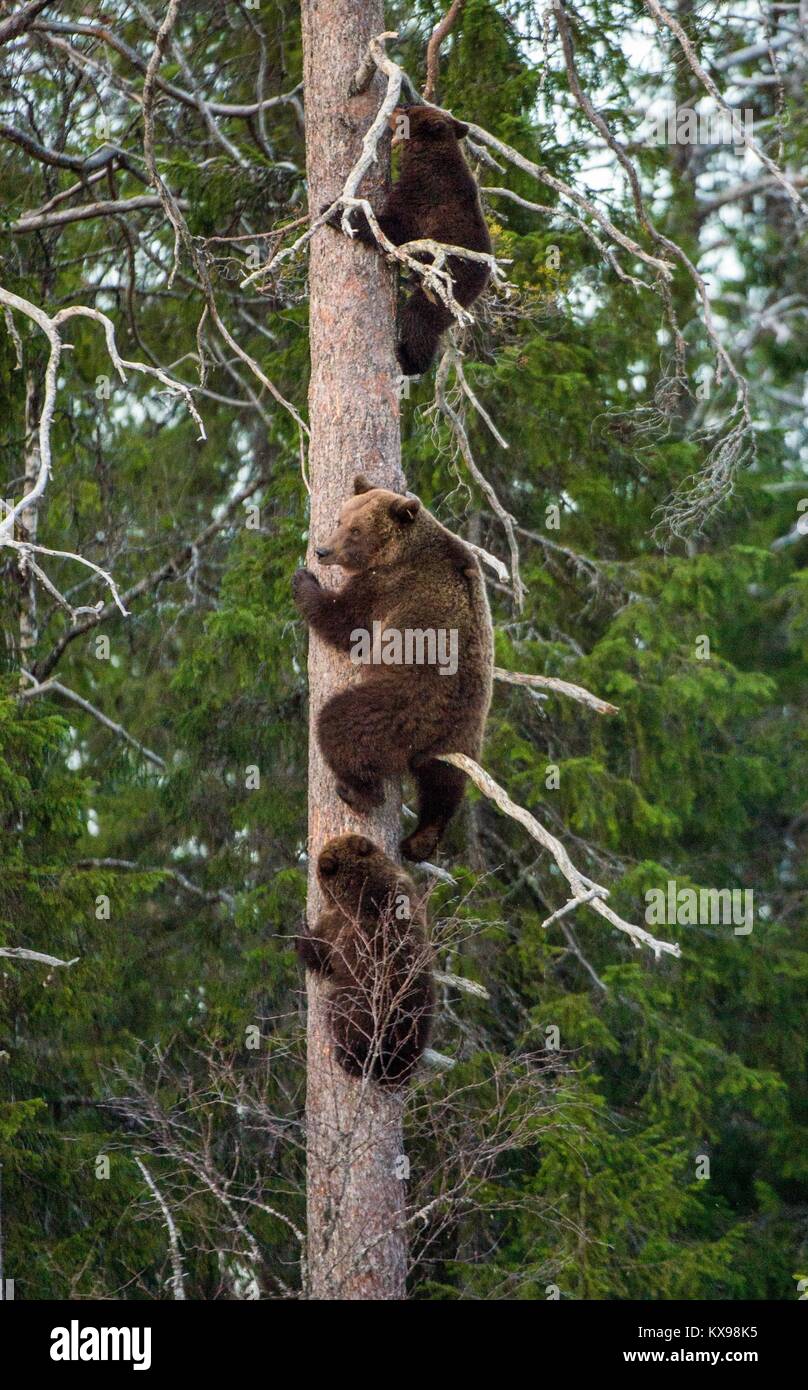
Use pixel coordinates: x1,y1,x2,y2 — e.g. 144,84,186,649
349,526,360,537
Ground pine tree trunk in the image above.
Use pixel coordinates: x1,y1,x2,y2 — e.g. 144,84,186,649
301,0,408,1300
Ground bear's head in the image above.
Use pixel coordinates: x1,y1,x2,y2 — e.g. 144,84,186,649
389,105,469,148
318,833,403,912
314,475,422,572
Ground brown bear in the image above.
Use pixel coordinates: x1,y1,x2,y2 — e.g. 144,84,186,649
292,475,494,862
296,834,435,1087
325,104,492,375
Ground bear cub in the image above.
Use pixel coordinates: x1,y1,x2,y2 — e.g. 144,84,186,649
326,105,492,375
296,834,435,1087
292,475,494,863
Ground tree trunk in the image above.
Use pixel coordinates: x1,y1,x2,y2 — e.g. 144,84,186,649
301,0,408,1300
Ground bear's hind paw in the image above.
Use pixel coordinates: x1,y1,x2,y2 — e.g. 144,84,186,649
336,778,384,814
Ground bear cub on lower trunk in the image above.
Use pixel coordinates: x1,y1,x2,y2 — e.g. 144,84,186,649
325,105,492,376
292,474,494,863
296,834,435,1087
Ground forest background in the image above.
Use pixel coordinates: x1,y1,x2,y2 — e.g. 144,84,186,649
1,0,806,1300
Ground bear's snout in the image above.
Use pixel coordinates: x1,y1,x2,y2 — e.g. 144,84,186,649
315,546,333,560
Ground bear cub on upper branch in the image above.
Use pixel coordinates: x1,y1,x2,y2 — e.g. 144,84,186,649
327,105,492,376
292,475,494,863
296,834,435,1087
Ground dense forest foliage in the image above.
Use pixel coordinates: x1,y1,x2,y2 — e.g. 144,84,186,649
1,0,806,1299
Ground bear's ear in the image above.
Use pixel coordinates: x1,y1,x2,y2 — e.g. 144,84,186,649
452,117,470,139
354,836,374,857
353,473,374,494
318,850,339,877
389,495,421,524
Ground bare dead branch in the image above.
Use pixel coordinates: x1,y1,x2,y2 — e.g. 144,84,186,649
468,121,674,280
437,752,680,959
454,353,510,450
483,186,651,290
75,859,235,908
142,0,184,281
465,542,509,583
0,125,144,179
137,14,309,447
19,671,167,770
643,0,808,217
541,886,606,930
0,285,205,539
343,31,402,198
434,971,490,1000
134,1157,187,1300
32,18,303,119
0,946,78,966
434,348,526,609
698,173,808,216
494,666,619,716
10,195,188,234
422,1047,457,1070
0,0,52,47
423,0,466,104
33,469,266,682
552,0,757,537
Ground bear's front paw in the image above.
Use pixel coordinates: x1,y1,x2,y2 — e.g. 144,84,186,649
319,200,343,228
292,567,321,613
400,827,440,864
295,927,331,976
336,779,384,814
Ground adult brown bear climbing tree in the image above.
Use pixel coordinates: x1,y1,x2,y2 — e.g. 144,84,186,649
293,476,493,862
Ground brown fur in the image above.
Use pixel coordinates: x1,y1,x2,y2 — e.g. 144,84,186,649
293,475,494,861
296,834,435,1087
326,105,492,375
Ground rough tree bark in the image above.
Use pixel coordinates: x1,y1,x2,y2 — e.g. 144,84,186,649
301,0,408,1300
